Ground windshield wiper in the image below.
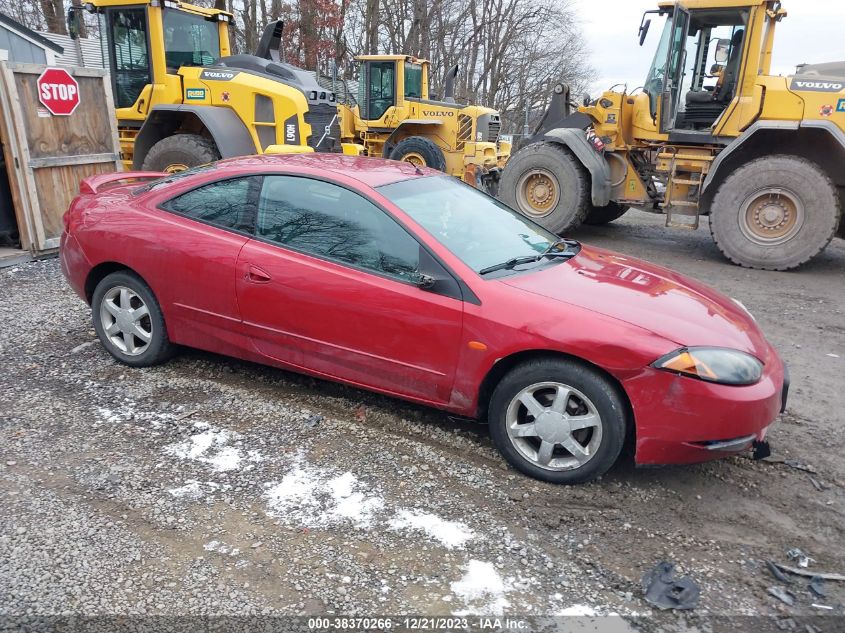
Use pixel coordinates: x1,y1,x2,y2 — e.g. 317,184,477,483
479,239,580,276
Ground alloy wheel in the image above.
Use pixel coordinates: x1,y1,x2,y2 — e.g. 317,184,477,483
99,286,153,356
505,381,603,471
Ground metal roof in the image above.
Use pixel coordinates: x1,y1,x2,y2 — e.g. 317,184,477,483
0,11,64,54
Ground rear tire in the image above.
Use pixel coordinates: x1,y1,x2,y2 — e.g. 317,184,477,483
389,136,447,172
499,142,590,233
584,202,629,226
709,155,841,270
92,271,174,368
141,134,221,173
488,358,626,485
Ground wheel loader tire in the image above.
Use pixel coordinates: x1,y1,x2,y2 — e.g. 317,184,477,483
389,136,447,172
584,202,629,226
499,142,590,234
141,134,221,173
709,155,841,271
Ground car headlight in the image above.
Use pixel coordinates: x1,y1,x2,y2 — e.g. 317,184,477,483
653,347,763,386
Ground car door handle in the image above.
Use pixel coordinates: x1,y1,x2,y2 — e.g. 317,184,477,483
246,265,272,284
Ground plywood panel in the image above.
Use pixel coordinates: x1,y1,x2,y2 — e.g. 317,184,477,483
32,162,114,242
13,72,114,159
0,62,121,253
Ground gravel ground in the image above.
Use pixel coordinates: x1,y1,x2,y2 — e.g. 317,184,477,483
1,211,844,625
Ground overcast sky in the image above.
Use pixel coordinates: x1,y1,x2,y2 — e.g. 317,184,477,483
573,0,845,93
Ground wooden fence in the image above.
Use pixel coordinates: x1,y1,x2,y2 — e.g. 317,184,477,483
0,62,120,254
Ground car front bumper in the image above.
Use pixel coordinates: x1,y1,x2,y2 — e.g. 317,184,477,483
625,357,787,466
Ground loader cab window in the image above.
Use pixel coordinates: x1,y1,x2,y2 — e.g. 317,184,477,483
644,13,673,119
359,61,395,120
668,9,748,131
404,63,423,98
163,9,220,72
107,8,151,108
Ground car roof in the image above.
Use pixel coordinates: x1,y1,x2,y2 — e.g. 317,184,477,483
212,153,441,188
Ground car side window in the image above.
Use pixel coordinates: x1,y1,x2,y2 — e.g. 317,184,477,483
163,176,260,232
256,175,419,282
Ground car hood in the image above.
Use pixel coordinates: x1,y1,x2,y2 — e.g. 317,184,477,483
501,246,771,358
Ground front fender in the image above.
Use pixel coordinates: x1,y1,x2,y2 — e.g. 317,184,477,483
132,105,257,169
542,128,612,207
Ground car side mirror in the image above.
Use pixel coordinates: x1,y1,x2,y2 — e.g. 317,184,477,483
415,273,436,290
413,246,463,300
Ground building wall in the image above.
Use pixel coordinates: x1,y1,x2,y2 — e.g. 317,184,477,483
0,25,48,64
40,33,106,69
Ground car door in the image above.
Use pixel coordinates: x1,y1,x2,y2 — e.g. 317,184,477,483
235,174,465,404
149,175,261,351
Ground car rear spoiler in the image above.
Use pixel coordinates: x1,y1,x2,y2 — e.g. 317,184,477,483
79,171,165,195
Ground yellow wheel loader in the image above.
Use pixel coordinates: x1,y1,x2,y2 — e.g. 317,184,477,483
337,56,511,192
70,0,346,172
500,0,844,270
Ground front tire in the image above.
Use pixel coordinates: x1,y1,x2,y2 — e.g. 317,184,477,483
499,142,591,233
141,134,221,173
488,358,626,485
584,202,629,226
92,271,174,367
709,155,841,270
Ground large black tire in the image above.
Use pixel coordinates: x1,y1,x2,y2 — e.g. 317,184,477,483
389,136,447,172
499,142,591,233
92,271,175,368
584,202,630,226
709,155,841,270
488,358,627,485
141,134,221,173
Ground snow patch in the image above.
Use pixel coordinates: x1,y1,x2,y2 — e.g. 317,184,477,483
203,540,240,556
388,509,475,549
168,480,220,499
450,560,512,615
264,456,383,528
558,604,597,616
164,427,262,472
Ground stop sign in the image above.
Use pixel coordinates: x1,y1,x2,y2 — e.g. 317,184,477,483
37,68,80,116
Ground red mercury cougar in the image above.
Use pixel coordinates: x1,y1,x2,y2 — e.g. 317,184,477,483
60,154,787,484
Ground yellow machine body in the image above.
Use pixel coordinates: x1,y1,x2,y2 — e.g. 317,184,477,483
337,55,511,189
503,0,845,270
85,0,339,171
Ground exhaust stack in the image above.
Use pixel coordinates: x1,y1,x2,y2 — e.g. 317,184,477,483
256,20,284,62
443,64,459,103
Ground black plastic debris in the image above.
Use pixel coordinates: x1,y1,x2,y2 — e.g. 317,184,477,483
808,576,828,598
767,586,796,606
766,560,794,584
641,561,701,610
752,440,771,460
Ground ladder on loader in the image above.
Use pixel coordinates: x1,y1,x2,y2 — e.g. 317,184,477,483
657,147,716,230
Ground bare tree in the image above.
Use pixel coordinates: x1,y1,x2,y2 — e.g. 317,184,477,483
0,0,591,133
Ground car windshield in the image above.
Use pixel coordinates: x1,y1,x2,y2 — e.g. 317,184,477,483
378,176,566,274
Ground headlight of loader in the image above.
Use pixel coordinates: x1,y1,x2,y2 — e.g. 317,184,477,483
653,347,763,386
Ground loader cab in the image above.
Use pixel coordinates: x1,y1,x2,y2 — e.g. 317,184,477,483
81,1,231,121
356,55,429,123
643,5,748,135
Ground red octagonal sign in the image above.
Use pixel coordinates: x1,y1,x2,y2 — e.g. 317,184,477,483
37,68,80,116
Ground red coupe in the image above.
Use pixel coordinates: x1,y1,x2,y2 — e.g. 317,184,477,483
60,154,787,484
